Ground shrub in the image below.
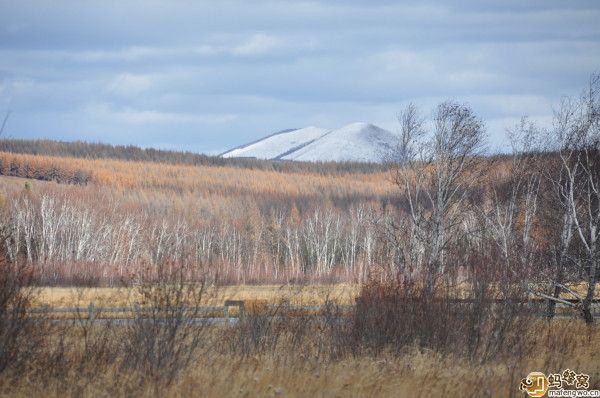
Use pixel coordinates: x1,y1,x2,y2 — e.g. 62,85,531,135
0,229,45,376
351,257,533,362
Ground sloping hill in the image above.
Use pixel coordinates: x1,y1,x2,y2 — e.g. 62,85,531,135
221,127,329,160
281,122,396,162
221,122,397,163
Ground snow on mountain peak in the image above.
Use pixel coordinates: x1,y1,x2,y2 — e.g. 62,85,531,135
221,122,398,163
221,126,329,160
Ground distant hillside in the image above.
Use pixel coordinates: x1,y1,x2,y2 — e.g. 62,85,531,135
0,139,226,165
218,128,298,157
282,123,397,162
221,123,398,163
222,127,329,159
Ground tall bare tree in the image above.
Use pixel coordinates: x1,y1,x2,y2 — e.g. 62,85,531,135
549,73,600,323
392,101,486,289
481,118,541,277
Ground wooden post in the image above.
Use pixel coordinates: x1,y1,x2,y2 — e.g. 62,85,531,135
239,302,245,321
88,302,96,321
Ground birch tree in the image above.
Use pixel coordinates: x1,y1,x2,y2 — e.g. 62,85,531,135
551,73,600,323
392,101,486,289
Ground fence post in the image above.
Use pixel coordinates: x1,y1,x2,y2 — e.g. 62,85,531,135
239,301,245,321
88,302,96,322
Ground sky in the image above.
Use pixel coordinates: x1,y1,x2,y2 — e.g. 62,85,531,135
1,1,599,154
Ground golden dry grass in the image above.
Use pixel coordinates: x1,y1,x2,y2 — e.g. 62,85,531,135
171,333,599,398
2,320,599,398
32,284,361,309
32,282,599,310
7,282,600,397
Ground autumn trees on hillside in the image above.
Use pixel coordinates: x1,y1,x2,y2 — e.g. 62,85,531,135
0,152,91,185
0,151,395,201
0,148,400,285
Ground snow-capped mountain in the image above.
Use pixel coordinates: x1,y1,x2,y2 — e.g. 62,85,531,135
281,123,396,162
221,122,397,163
221,126,329,160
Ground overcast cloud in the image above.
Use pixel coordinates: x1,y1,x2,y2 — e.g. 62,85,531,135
1,0,599,154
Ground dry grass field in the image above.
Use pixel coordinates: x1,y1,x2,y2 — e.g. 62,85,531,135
150,330,600,398
1,320,598,397
32,284,361,308
31,283,599,309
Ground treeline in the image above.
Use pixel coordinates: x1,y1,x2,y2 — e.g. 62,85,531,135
0,152,91,185
0,138,389,175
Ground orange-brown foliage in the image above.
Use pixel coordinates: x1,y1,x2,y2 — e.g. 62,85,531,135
0,151,396,199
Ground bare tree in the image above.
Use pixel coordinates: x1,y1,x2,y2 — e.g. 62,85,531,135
548,73,600,323
0,111,9,138
542,106,578,319
391,101,486,289
481,118,541,277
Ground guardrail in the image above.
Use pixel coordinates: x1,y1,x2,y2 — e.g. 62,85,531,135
25,297,600,323
27,300,246,321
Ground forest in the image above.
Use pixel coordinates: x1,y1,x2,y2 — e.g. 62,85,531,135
0,149,397,284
